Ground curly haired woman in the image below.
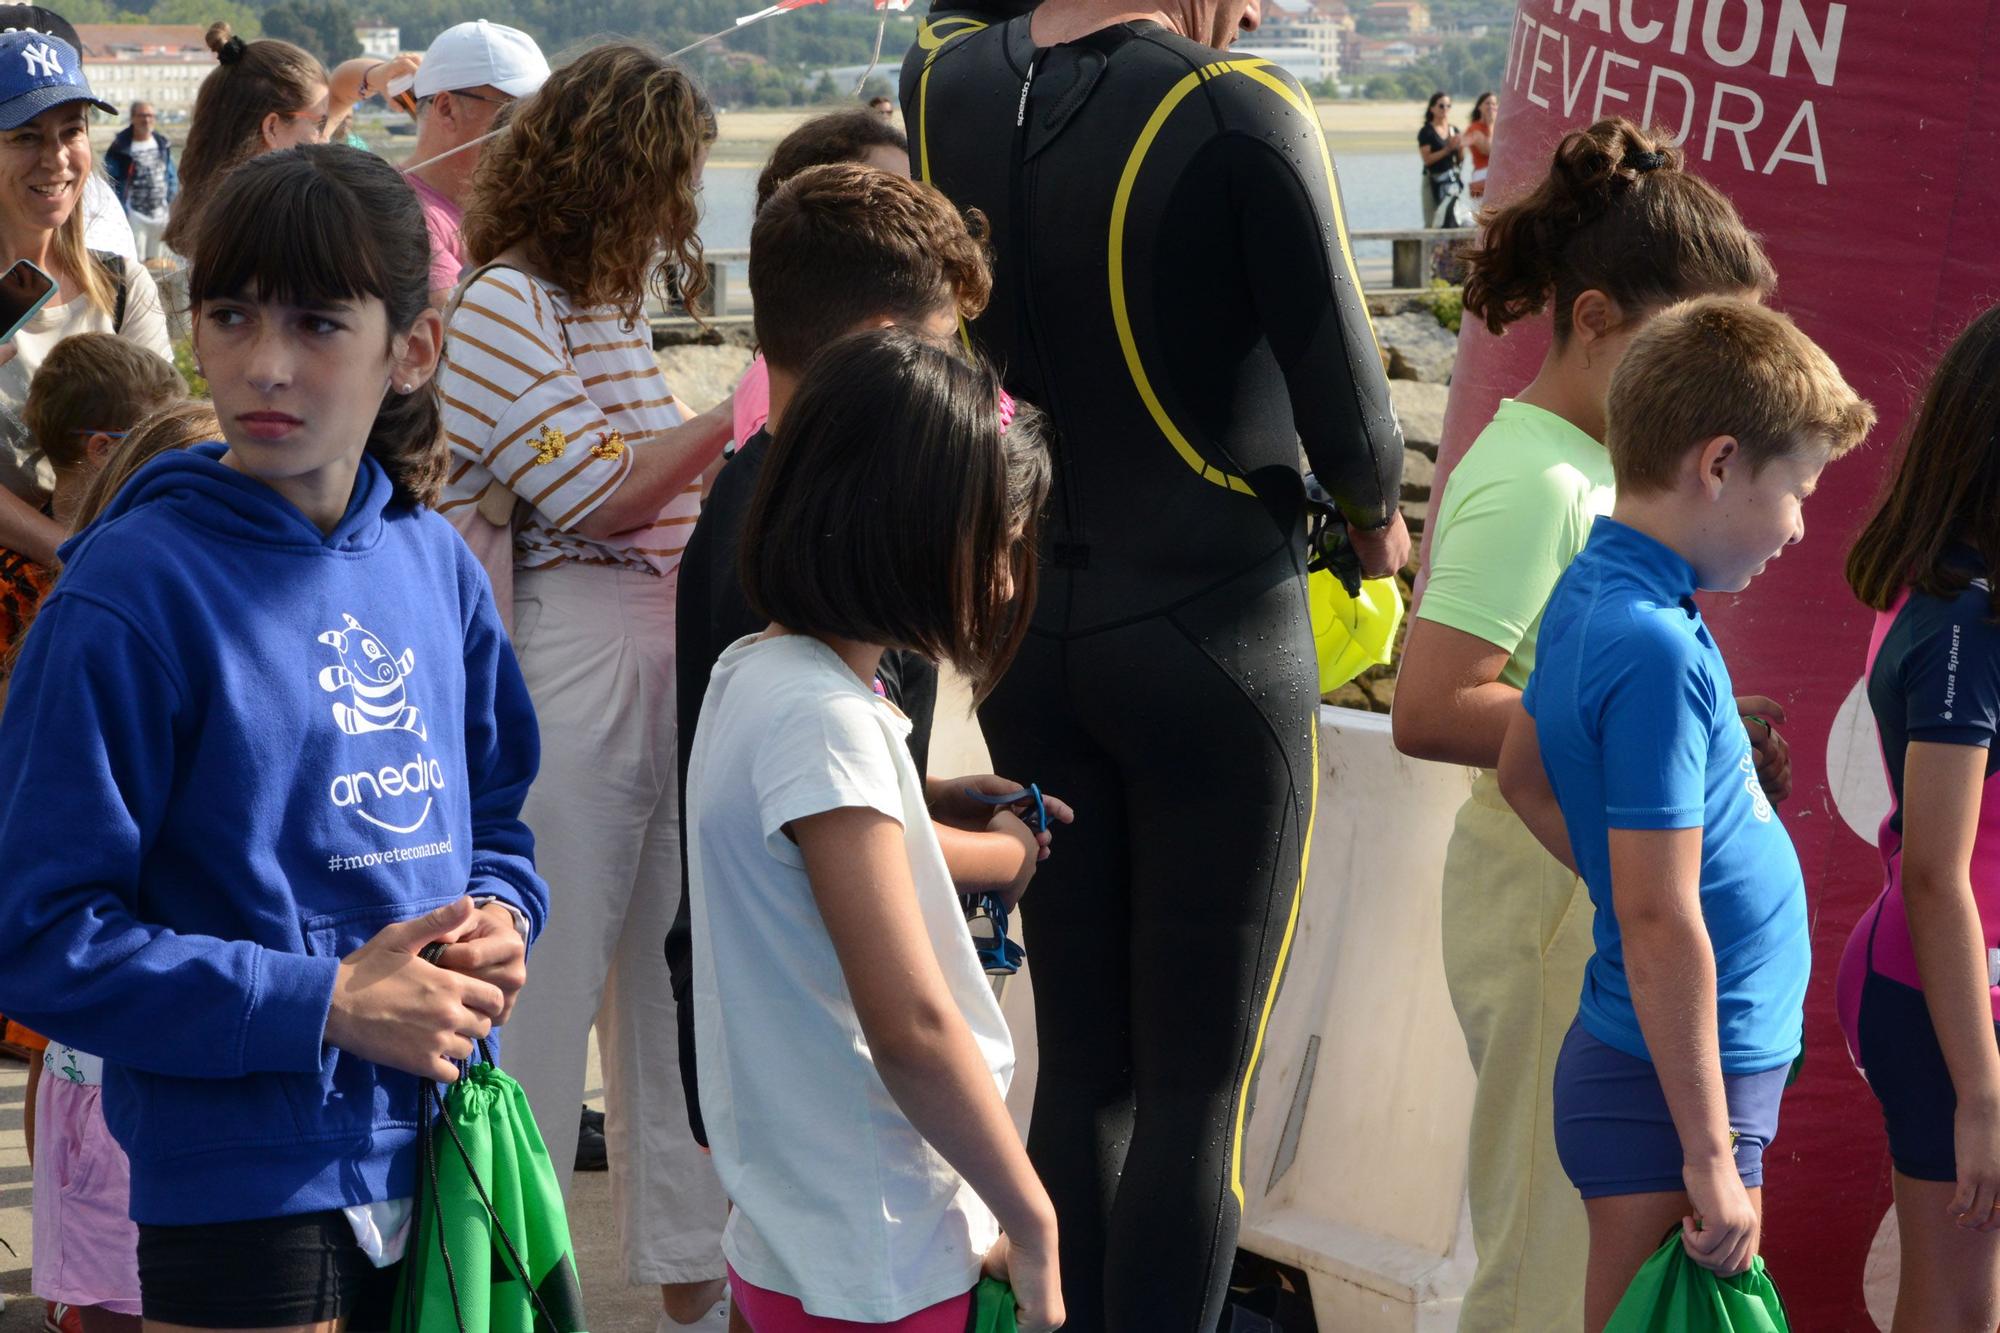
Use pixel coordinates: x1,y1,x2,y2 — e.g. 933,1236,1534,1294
437,43,735,1332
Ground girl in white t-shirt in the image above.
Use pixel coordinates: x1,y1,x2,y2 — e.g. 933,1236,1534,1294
686,328,1062,1333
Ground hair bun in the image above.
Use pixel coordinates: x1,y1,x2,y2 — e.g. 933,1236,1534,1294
206,22,242,61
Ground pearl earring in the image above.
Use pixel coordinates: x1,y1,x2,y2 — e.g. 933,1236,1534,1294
399,383,414,394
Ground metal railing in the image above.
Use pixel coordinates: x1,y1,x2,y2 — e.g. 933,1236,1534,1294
671,227,1477,323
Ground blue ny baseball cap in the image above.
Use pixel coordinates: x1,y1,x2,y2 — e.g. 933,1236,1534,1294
0,30,111,131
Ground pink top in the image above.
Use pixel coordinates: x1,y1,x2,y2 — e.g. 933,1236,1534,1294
734,355,772,446
405,171,464,296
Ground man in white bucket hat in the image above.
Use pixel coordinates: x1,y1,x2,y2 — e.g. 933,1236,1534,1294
403,19,547,307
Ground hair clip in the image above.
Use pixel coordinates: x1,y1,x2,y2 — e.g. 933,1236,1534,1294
1621,147,1667,172
218,35,248,65
997,389,1016,436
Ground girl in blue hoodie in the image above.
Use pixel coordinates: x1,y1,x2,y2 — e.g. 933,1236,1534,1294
0,144,547,1332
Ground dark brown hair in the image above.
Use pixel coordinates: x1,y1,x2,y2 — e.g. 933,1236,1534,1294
1461,118,1775,340
750,164,990,374
25,333,183,471
464,43,714,323
755,108,908,210
740,328,1049,698
187,145,445,507
1608,296,1873,494
1848,305,2000,615
164,24,325,255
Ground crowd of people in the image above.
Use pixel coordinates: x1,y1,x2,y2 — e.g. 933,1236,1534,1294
0,1,1990,1333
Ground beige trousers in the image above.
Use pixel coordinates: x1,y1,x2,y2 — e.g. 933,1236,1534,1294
1442,771,1595,1332
501,562,727,1286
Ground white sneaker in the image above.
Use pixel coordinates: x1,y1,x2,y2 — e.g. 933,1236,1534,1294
658,1300,730,1332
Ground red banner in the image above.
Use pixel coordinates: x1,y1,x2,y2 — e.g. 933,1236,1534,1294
1428,2,2000,1324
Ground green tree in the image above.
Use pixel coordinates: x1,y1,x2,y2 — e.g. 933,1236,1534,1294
1362,73,1401,100
151,0,259,37
58,0,134,23
263,0,362,65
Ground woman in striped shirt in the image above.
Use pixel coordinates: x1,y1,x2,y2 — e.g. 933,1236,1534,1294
437,43,736,1332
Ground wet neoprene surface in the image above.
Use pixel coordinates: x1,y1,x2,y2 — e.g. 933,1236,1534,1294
904,12,1401,1330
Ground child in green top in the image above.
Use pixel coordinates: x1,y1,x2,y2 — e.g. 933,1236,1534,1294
1391,118,1780,1332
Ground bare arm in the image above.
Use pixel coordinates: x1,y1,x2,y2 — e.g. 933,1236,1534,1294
1900,740,2000,1228
793,806,1062,1329
1392,617,1518,767
570,400,733,541
1496,705,1576,874
1611,826,1759,1276
0,484,62,568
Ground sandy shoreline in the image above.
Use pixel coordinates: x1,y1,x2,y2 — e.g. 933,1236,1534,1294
709,98,1428,167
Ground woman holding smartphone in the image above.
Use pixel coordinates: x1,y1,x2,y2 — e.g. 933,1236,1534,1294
0,30,170,570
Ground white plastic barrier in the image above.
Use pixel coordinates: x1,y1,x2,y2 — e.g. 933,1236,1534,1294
1235,706,1479,1331
934,685,1481,1328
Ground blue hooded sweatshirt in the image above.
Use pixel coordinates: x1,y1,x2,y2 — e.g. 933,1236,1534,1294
0,444,546,1225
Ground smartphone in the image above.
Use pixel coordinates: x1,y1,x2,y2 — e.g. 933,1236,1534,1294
0,259,57,345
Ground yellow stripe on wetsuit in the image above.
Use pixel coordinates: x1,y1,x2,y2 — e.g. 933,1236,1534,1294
1227,720,1316,1210
915,16,989,188
1108,57,1378,494
915,14,988,353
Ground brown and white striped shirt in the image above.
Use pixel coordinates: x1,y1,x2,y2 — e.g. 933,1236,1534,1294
438,267,702,576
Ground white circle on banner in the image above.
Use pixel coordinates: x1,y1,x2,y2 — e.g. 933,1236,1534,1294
1863,1202,1899,1329
1827,677,1892,846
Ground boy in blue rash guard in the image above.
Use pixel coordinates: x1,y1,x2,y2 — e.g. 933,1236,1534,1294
1497,296,1874,1331
0,146,546,1332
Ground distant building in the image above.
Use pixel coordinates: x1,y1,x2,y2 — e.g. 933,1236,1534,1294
354,23,400,59
1247,0,1352,85
77,24,210,114
1364,1,1431,34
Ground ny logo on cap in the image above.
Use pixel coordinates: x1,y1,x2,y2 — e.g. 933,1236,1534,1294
20,41,60,77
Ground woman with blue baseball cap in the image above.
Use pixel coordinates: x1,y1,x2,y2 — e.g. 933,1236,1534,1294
0,27,169,577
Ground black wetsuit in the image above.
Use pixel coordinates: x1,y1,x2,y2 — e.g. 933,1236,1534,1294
904,13,1401,1330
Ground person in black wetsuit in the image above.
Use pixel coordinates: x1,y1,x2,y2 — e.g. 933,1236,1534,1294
903,2,1407,1327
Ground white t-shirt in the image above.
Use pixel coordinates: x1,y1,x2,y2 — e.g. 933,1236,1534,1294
687,633,1013,1323
83,174,138,261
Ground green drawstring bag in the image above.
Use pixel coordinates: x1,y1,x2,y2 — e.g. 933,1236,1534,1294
966,1277,1018,1333
1603,1232,1791,1333
392,1039,589,1333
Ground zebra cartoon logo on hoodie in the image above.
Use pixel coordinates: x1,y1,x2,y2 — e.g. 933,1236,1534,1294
317,614,444,836
317,613,425,740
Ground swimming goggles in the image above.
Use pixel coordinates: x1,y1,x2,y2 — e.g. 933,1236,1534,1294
962,784,1045,976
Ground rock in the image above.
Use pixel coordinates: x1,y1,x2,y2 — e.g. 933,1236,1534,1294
1325,680,1373,711
1373,310,1458,385
1389,378,1449,456
657,343,755,415
1400,496,1428,535
1401,447,1435,504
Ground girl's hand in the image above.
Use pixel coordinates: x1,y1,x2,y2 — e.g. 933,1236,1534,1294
1681,1155,1759,1276
986,809,1040,910
431,901,528,1025
983,1231,1064,1333
1950,1096,2000,1230
929,773,1074,854
323,896,504,1082
1736,696,1791,802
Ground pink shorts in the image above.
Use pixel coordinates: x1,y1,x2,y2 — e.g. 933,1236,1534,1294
32,1075,142,1316
726,1266,971,1332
